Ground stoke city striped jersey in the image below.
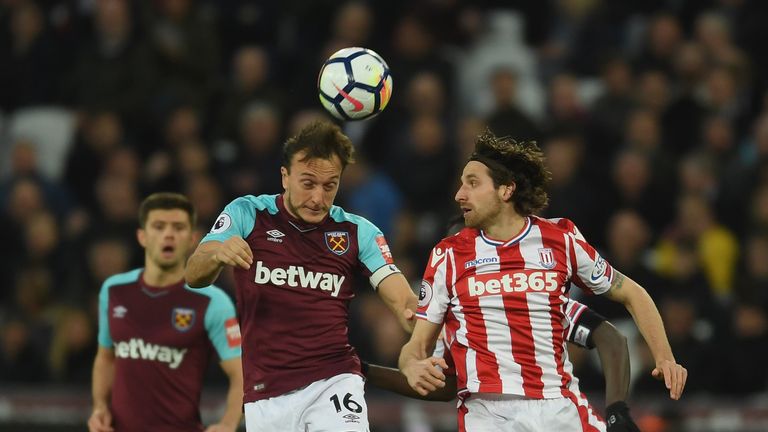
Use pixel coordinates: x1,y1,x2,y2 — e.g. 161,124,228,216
416,216,614,399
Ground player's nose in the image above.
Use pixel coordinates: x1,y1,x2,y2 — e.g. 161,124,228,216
455,187,466,203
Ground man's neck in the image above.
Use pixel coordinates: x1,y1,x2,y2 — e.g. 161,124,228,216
483,210,527,241
143,262,185,287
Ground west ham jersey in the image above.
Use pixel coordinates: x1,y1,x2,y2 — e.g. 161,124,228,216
98,269,241,432
417,217,614,400
202,194,399,402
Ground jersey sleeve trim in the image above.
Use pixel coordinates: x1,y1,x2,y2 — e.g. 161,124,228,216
192,286,242,361
97,268,142,348
201,195,276,244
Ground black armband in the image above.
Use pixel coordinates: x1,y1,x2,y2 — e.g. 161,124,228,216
569,307,607,349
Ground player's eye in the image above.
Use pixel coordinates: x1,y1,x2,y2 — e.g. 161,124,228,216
301,181,314,188
323,183,337,191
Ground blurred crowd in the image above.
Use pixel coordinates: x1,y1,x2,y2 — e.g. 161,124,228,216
1,0,768,402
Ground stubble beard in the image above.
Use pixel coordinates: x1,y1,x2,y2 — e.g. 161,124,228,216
285,190,327,224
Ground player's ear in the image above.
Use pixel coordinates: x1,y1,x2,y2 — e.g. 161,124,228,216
137,228,147,248
499,182,516,202
280,166,289,189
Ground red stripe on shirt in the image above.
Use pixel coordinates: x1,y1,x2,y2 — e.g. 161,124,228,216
499,241,544,398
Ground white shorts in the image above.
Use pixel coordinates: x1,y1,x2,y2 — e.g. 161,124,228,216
459,395,606,432
244,373,369,432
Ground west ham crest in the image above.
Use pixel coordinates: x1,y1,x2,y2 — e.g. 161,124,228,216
172,307,196,332
325,231,349,255
538,248,556,269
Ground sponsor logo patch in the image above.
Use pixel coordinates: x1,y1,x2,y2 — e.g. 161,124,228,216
172,308,195,332
573,325,591,347
225,317,241,348
253,261,345,297
112,305,127,318
375,235,393,264
210,213,232,234
343,414,361,423
430,247,445,268
464,256,499,269
114,338,187,369
591,256,608,282
418,280,433,308
325,231,350,255
266,229,285,243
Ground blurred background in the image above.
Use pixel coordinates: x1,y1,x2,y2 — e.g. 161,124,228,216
1,0,768,431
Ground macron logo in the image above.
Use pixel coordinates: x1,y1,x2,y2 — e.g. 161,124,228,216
254,261,345,297
114,338,187,369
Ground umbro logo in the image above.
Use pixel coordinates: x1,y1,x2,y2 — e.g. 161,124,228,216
266,229,285,243
343,414,360,423
113,305,127,318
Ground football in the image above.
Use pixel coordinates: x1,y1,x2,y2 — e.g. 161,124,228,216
317,47,393,121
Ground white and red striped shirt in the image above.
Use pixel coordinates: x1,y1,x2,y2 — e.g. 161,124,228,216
416,216,614,399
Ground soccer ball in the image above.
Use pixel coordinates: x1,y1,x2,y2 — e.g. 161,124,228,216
317,47,393,121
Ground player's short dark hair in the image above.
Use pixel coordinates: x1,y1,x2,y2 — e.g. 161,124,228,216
138,192,196,228
282,120,355,171
469,129,550,216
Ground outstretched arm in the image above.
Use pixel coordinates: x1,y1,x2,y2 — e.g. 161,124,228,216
398,320,448,396
604,271,687,400
364,362,456,401
377,273,418,333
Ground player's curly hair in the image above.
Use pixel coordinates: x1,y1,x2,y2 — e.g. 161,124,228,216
469,129,551,216
282,120,355,171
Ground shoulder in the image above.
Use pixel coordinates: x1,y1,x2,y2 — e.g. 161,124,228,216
228,194,279,214
329,205,374,227
102,268,142,290
183,285,233,308
328,205,381,236
437,227,479,250
531,216,581,238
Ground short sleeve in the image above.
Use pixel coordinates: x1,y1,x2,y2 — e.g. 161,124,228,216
203,288,241,361
566,222,614,295
97,280,112,348
201,197,258,244
416,245,451,325
356,218,401,289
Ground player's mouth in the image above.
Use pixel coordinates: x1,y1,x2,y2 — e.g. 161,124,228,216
304,206,325,215
461,207,472,215
161,245,176,257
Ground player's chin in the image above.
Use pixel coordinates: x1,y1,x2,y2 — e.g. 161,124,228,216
300,209,327,223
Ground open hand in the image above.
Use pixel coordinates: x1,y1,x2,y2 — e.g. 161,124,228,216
652,359,687,400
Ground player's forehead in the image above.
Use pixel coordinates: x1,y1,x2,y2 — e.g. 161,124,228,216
145,208,191,225
290,151,343,181
461,161,492,181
